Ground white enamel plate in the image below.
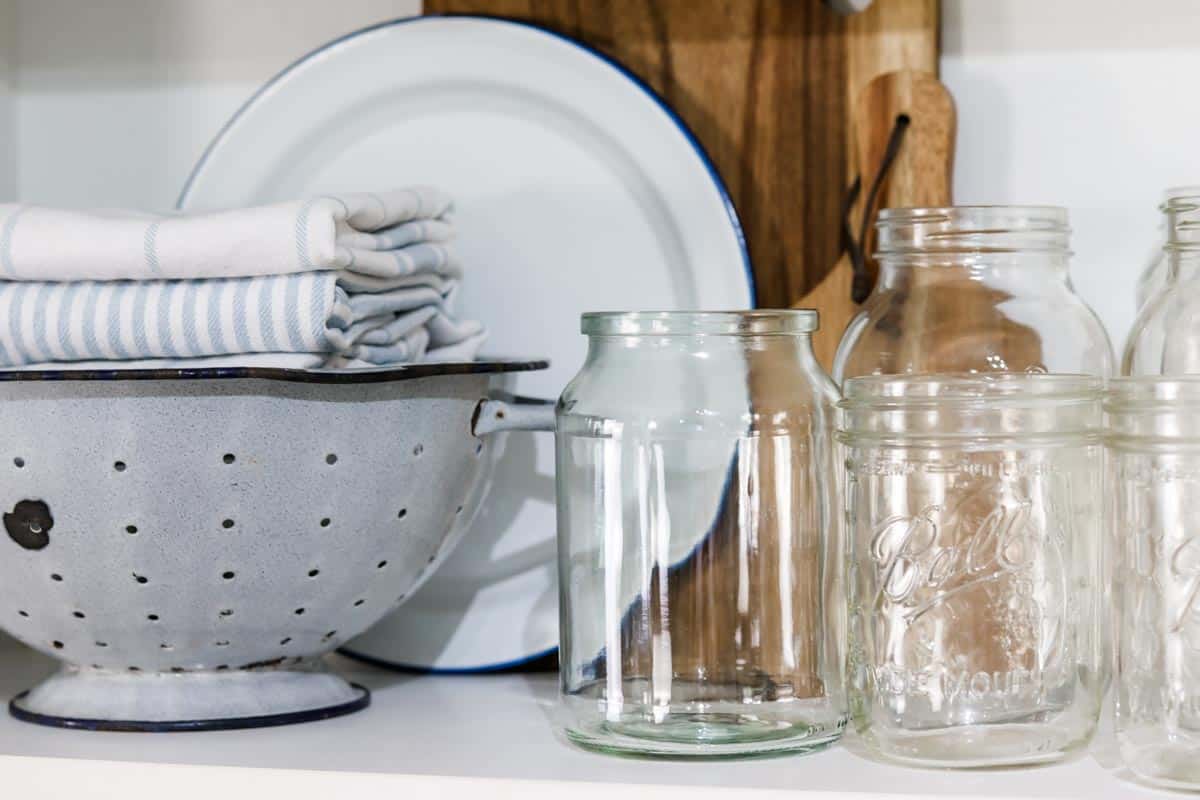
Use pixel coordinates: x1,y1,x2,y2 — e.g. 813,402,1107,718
180,16,754,671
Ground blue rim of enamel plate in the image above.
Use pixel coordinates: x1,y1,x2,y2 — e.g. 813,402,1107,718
178,14,758,674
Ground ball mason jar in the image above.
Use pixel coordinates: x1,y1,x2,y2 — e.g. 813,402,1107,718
833,206,1113,384
840,374,1104,767
555,311,846,757
1108,378,1200,790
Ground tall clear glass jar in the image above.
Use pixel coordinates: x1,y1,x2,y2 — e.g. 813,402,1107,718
833,206,1113,384
555,311,846,758
1108,378,1200,790
1124,193,1200,375
841,374,1105,767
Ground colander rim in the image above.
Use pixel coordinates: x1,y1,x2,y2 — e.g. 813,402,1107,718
0,357,549,385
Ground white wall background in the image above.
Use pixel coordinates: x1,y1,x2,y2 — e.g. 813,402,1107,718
0,0,1196,348
2,0,419,209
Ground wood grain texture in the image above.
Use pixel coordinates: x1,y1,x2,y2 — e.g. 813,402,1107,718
426,0,938,336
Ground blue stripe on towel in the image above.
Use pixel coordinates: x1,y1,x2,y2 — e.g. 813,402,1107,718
207,281,227,355
157,282,177,358
232,278,252,353
0,271,483,367
131,282,150,356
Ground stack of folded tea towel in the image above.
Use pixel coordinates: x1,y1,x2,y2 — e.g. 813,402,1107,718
0,187,485,369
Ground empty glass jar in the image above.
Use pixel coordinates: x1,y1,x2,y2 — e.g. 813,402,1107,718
1135,185,1200,313
555,311,846,757
841,374,1104,767
1109,378,1200,790
1124,192,1200,375
833,206,1113,384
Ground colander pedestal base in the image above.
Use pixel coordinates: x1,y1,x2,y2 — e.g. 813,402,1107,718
9,661,370,732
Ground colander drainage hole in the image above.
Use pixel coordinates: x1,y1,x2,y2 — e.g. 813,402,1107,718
219,609,234,617
72,611,85,619
125,525,137,534
50,573,62,582
294,608,305,616
17,610,28,618
216,665,229,671
160,643,173,650
128,666,140,672
114,461,126,472
13,456,24,468
222,571,235,580
353,599,364,607
398,508,407,520
51,640,63,649
215,640,230,647
475,442,483,456
223,453,235,464
133,573,148,584
222,519,235,529
325,453,338,465
280,637,291,646
456,505,463,514
320,518,330,528
170,667,184,673
147,614,159,621
95,641,107,648
308,569,320,578
413,444,424,457
377,560,388,569
322,631,337,641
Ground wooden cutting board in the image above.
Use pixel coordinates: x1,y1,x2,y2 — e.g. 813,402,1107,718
425,0,939,357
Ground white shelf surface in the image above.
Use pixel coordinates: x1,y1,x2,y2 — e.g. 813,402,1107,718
0,636,1177,799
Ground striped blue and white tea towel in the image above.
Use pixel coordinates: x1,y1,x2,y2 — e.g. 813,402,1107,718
0,272,486,368
0,187,457,282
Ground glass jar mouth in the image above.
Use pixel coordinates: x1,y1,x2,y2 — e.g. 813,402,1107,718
1163,194,1200,249
839,373,1103,444
580,310,818,336
876,205,1070,256
1106,376,1200,411
841,372,1102,409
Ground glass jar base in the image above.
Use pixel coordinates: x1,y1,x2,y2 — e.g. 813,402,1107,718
861,722,1092,768
1122,742,1200,791
565,714,846,759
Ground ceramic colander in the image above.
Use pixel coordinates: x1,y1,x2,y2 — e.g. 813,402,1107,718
0,360,552,731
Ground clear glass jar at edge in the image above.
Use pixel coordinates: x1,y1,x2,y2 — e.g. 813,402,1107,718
1108,378,1200,790
555,310,847,758
841,374,1105,768
834,206,1113,384
1135,185,1200,313
1124,192,1200,375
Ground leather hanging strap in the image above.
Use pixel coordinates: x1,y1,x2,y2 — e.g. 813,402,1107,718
843,113,910,304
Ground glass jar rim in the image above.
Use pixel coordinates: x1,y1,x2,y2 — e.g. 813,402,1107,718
841,372,1102,409
877,205,1068,227
875,206,1071,257
1161,186,1200,208
1106,376,1200,410
580,310,818,336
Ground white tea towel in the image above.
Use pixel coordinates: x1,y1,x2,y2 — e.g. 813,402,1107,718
0,187,457,282
0,272,485,367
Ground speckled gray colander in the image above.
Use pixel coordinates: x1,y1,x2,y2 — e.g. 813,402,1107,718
0,360,547,731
